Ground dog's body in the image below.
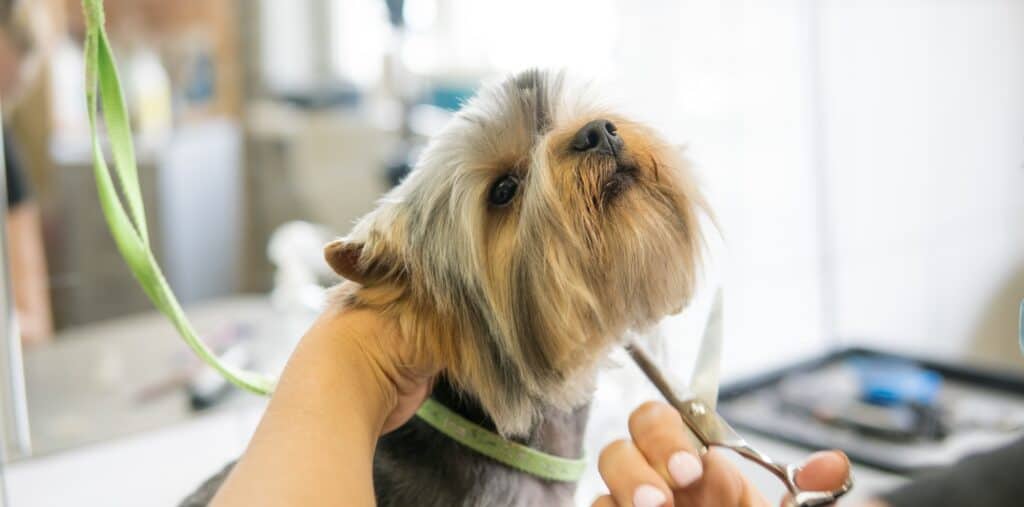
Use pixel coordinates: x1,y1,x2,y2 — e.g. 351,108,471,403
183,69,704,506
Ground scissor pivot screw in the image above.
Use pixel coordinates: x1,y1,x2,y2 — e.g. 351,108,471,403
688,401,707,416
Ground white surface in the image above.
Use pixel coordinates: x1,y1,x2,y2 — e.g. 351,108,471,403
7,405,263,507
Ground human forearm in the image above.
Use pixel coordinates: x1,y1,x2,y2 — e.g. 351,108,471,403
212,309,404,506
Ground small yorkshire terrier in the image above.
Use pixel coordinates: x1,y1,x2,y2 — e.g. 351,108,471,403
183,69,705,506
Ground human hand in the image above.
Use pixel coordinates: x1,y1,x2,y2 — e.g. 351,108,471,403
307,304,441,434
592,401,851,507
213,304,440,506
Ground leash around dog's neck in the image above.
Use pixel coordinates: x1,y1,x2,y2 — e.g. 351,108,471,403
414,399,586,482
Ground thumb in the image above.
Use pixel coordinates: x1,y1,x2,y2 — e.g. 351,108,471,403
780,450,850,507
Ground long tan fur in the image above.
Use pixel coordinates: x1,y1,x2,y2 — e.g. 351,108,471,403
325,70,706,436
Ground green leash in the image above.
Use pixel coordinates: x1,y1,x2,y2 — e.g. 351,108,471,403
416,399,585,482
80,0,584,482
81,0,275,396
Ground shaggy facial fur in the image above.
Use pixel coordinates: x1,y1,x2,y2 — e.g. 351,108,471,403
325,69,705,437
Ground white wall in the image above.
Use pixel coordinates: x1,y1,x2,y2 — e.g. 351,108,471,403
818,0,1024,369
611,0,1024,376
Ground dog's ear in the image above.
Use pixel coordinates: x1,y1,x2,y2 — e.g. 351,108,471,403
324,239,366,282
324,236,403,286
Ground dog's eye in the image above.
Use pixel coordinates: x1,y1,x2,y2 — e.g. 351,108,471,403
488,175,520,207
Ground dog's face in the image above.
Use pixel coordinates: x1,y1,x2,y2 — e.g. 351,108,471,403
326,70,704,435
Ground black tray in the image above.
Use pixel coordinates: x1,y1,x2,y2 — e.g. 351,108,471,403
718,347,1024,475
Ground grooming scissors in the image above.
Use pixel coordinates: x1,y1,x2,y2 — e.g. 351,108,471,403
626,291,853,507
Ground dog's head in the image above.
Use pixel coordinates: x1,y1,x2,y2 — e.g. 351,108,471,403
326,69,705,435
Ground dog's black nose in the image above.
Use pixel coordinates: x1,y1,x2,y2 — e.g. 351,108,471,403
571,119,622,155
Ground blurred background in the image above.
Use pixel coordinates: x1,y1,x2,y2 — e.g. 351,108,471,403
0,0,1021,505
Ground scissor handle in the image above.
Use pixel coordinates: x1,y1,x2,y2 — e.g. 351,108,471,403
783,461,855,506
728,443,853,507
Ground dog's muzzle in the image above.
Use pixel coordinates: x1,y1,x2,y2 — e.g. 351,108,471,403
571,119,623,157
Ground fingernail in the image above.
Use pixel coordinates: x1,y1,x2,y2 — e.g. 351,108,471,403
801,450,847,470
804,450,839,463
633,484,667,507
668,451,703,487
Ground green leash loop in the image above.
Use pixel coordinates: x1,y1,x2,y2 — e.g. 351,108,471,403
416,399,586,482
81,0,585,482
82,0,275,396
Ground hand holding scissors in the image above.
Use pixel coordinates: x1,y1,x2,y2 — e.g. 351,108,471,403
590,397,853,507
627,345,853,507
597,290,853,507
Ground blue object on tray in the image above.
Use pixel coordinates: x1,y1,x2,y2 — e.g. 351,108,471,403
849,357,942,406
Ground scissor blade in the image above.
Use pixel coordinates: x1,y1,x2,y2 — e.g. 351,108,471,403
689,288,724,410
626,345,706,449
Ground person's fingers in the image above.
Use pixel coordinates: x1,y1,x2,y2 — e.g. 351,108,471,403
675,448,765,507
625,402,763,506
599,438,674,507
779,451,850,507
592,495,619,507
628,401,704,489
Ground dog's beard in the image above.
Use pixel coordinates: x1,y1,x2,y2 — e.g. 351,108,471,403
482,131,702,433
327,70,705,436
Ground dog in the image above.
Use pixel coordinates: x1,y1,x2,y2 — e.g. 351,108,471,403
182,69,705,506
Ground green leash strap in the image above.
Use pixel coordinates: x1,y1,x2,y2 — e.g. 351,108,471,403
416,398,586,482
82,0,275,395
81,0,585,482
